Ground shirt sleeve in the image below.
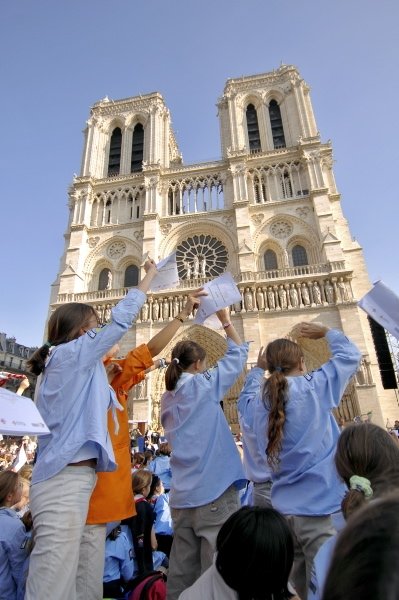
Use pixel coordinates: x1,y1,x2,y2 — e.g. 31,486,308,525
237,367,264,429
195,339,249,403
119,533,135,582
3,521,29,589
55,289,146,371
310,329,362,409
111,344,153,392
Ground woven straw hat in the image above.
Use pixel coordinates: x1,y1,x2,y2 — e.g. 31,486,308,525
287,323,331,372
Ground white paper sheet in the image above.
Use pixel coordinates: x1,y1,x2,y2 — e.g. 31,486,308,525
0,387,50,436
194,272,242,324
358,280,399,339
150,253,180,292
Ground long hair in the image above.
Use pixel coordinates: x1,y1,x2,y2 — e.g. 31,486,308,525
28,303,98,375
164,340,206,391
262,339,303,467
132,469,152,495
0,471,19,506
335,423,399,518
216,506,294,600
322,493,399,600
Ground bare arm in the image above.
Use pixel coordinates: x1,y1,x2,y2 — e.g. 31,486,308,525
216,307,242,345
150,525,158,550
147,289,207,357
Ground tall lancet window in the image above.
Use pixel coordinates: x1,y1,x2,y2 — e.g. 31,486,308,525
131,123,144,172
269,100,286,149
246,104,261,152
108,127,122,176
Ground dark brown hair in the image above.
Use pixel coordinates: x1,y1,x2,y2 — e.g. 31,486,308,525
322,493,399,600
335,423,399,519
165,340,206,391
0,471,19,506
28,303,98,375
262,339,303,467
159,442,171,456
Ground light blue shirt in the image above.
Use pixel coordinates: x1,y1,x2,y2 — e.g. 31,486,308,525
153,493,173,536
161,338,249,509
32,289,146,484
0,508,30,600
104,530,135,583
149,455,172,490
245,329,361,516
238,368,273,484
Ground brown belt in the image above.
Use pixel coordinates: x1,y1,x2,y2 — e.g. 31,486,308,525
67,459,97,468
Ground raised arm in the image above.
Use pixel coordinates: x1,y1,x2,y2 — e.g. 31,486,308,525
215,307,242,346
147,289,206,357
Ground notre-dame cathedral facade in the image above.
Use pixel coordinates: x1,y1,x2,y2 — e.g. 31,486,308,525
49,65,397,431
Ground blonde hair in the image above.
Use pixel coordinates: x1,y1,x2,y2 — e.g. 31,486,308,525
132,469,152,494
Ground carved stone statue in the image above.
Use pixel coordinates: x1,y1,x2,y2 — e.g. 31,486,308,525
289,284,299,308
152,299,160,321
163,298,170,320
192,256,200,278
141,302,149,322
172,296,180,317
244,288,254,311
183,260,192,280
256,287,265,310
312,281,322,305
200,256,207,278
267,287,276,309
278,285,287,309
234,301,242,313
301,283,310,306
104,304,112,322
324,279,334,304
337,277,349,302
106,271,112,290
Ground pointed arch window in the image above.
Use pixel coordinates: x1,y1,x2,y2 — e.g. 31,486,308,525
108,127,122,176
131,123,144,172
264,249,278,271
292,245,308,267
269,100,286,149
246,104,261,152
124,265,139,288
105,200,112,224
99,268,111,291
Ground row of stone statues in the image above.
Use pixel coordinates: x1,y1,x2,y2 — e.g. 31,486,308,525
96,277,352,324
241,277,350,312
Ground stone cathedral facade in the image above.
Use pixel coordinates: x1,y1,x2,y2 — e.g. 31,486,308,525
50,65,397,431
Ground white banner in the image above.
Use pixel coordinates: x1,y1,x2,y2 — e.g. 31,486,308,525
358,280,399,339
0,387,50,436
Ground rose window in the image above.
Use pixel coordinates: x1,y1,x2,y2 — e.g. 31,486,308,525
176,235,228,280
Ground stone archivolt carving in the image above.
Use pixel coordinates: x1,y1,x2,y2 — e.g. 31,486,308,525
87,236,100,248
107,241,126,259
270,220,293,239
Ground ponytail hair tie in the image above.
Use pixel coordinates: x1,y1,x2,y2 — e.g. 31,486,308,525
172,357,180,365
275,366,283,373
349,475,373,499
44,342,52,348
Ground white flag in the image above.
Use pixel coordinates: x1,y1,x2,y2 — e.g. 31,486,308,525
358,281,399,339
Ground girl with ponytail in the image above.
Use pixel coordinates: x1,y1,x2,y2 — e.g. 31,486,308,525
161,307,249,600
238,322,361,600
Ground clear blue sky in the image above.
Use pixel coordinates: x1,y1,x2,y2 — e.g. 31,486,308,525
1,0,398,347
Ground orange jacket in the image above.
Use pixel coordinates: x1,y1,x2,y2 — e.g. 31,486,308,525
86,344,153,524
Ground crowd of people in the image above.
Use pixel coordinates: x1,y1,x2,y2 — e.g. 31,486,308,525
1,261,398,600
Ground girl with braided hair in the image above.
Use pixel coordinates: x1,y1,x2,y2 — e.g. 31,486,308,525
238,322,361,600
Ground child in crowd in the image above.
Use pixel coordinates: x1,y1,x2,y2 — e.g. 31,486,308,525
25,259,158,600
149,442,172,492
162,307,248,600
238,322,361,600
0,471,31,600
103,522,135,598
322,493,399,600
148,474,173,557
179,506,298,600
309,422,399,599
